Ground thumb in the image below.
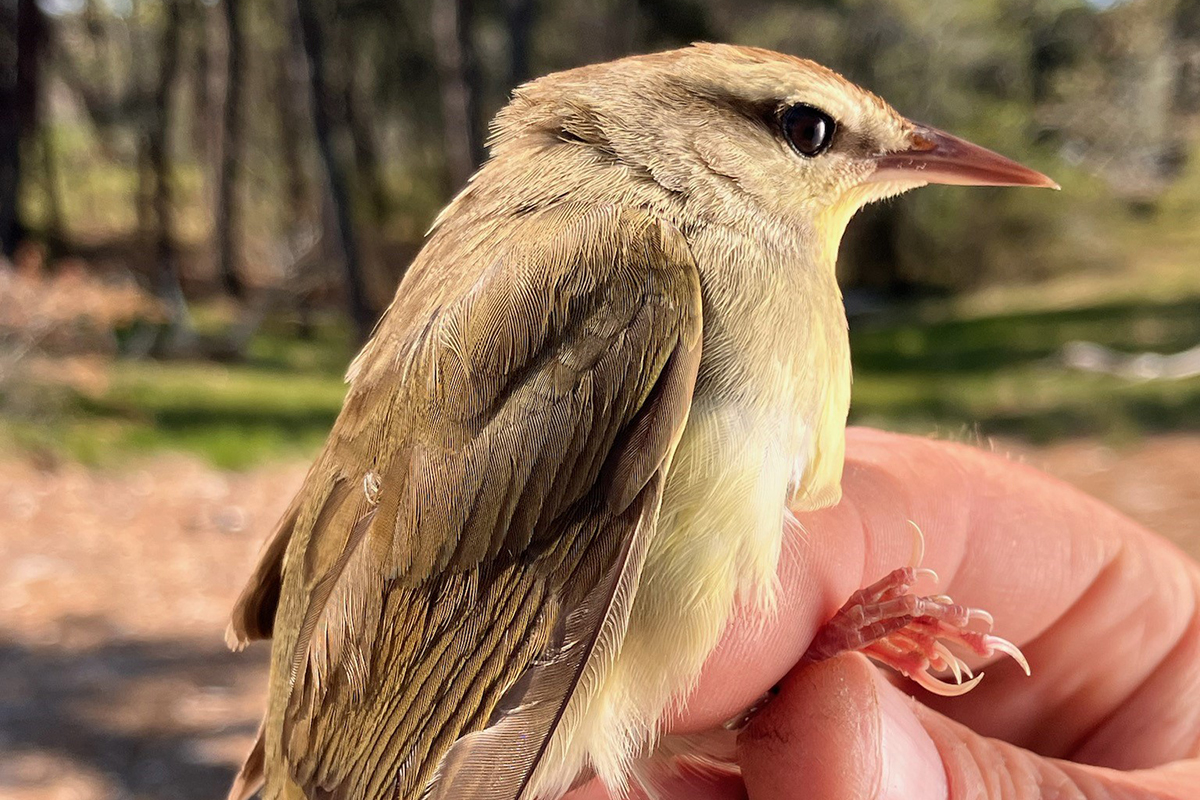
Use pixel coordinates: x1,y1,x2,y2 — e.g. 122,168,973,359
738,653,1199,800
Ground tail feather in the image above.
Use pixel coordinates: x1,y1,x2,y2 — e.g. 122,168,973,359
629,730,740,800
227,721,266,800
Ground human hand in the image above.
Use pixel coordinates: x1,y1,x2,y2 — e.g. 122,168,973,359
572,427,1200,799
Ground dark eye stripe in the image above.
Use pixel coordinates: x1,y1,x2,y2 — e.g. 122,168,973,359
782,104,837,157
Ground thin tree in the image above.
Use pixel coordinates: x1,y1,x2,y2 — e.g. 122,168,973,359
273,0,319,339
276,0,310,229
216,0,247,297
431,0,485,190
146,0,194,352
293,0,374,341
334,19,388,225
131,0,154,258
0,0,47,260
503,0,537,90
38,89,65,254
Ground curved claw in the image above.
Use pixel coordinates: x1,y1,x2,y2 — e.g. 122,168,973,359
932,642,963,683
911,668,985,697
985,635,1031,676
914,567,939,586
811,525,1031,698
907,520,926,568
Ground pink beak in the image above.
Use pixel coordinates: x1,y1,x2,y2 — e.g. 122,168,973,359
871,123,1059,189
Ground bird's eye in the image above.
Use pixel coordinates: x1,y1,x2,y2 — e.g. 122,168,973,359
782,104,836,157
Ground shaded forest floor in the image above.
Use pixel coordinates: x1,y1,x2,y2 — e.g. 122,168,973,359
0,456,301,800
1,435,1199,800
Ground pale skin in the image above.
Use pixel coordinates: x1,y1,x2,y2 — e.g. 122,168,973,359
570,427,1200,799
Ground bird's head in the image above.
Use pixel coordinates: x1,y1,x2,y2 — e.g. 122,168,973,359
491,43,1056,260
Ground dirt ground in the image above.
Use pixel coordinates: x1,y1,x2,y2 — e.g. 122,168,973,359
1,436,1198,800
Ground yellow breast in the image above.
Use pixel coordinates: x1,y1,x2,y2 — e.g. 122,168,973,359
530,370,848,797
530,222,853,798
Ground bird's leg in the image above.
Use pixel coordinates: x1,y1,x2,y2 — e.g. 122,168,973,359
804,523,1030,696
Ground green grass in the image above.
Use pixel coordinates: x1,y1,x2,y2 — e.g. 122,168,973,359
849,297,1200,443
1,317,354,470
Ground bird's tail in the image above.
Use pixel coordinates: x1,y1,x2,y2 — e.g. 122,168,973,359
628,729,740,800
227,719,266,800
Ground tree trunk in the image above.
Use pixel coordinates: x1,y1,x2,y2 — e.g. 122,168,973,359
54,1,120,158
341,65,388,225
503,0,537,90
1,0,46,260
277,0,310,227
38,116,64,255
331,17,387,226
431,0,485,190
146,0,194,352
82,0,118,100
130,0,153,255
216,0,246,297
276,0,315,338
293,0,374,342
0,5,21,261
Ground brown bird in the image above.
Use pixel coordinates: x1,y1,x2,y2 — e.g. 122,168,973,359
226,43,1055,800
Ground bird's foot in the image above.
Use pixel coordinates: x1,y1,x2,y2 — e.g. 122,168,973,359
805,523,1029,696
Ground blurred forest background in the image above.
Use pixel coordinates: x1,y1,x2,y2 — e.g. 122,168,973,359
3,1,1200,799
3,0,1200,463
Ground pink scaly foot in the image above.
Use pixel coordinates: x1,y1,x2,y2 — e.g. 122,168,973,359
804,523,1030,696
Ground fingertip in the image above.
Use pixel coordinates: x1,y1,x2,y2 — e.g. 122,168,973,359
739,654,880,800
739,654,947,800
875,670,949,800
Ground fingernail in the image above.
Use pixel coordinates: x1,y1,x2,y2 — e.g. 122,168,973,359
874,672,949,800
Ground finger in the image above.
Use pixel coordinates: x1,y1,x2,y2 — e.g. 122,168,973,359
843,430,1200,768
681,430,1200,770
739,653,1200,800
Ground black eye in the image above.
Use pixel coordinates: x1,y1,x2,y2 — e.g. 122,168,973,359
782,104,836,157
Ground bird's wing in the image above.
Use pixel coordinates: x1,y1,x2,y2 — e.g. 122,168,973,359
226,204,702,800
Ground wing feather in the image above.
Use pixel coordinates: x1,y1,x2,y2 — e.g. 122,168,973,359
227,204,702,800
423,476,665,800
423,319,701,800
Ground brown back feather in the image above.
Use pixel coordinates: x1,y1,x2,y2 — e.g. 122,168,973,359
228,204,701,800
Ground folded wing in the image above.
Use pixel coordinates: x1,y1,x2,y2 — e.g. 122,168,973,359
226,204,702,800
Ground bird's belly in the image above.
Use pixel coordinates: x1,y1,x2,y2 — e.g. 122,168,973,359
532,400,813,797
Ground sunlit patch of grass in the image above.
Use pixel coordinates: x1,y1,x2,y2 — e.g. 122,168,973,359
1,315,355,469
4,362,348,469
849,297,1200,443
